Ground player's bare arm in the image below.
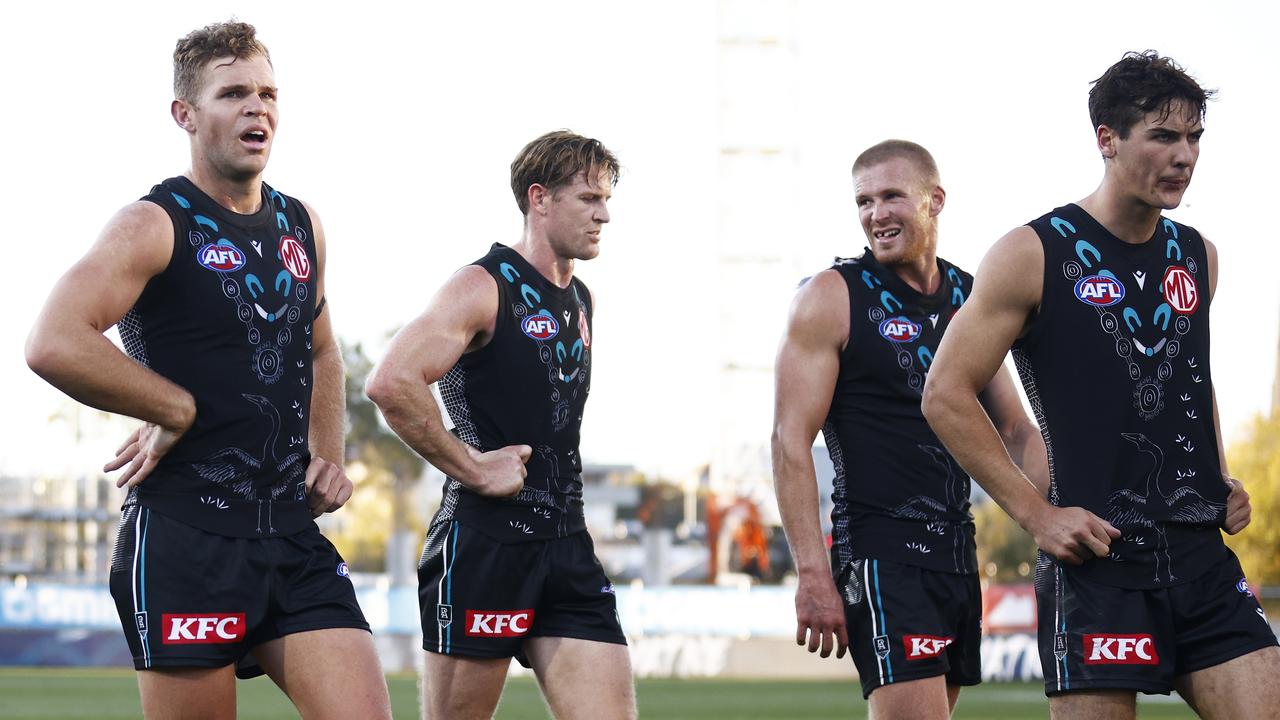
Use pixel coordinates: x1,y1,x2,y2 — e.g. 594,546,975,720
365,266,530,497
297,201,354,517
979,364,1049,496
1200,235,1251,534
922,227,1120,564
26,201,196,487
771,268,849,659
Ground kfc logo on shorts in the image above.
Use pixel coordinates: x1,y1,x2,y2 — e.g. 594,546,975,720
278,236,311,281
162,613,246,644
197,242,247,273
879,317,922,343
465,609,534,637
904,634,953,660
1074,275,1125,306
1083,634,1158,665
1162,266,1198,314
521,314,559,341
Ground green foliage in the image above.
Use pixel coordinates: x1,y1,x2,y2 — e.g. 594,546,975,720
1225,413,1280,584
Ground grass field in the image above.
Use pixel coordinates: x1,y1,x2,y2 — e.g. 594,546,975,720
0,668,1198,719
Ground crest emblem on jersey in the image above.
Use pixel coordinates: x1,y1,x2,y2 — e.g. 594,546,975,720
197,241,247,272
873,634,891,659
1161,266,1198,314
578,310,591,348
521,313,559,340
436,604,453,628
278,236,311,281
1073,275,1125,306
878,316,922,343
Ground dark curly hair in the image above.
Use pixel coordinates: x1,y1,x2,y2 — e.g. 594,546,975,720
1088,51,1214,138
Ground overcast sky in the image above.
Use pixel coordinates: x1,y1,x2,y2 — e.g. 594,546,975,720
3,1,1277,484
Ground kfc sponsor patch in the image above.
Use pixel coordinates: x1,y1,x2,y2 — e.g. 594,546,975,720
465,609,534,637
1082,633,1158,665
162,613,246,644
904,634,953,660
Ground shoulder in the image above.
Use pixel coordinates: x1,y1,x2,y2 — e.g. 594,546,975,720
787,268,850,340
104,200,175,260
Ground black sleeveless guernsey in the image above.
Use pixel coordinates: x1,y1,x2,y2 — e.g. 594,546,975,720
119,176,319,538
428,244,592,552
823,249,977,577
1015,204,1226,589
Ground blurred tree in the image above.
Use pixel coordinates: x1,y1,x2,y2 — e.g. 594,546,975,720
323,341,427,572
1225,413,1280,584
973,499,1038,583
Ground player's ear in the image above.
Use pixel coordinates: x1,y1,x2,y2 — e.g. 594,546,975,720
528,184,550,216
929,184,946,217
171,100,196,133
1097,124,1119,161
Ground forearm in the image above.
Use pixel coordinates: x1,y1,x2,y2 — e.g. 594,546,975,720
308,342,346,464
368,374,478,485
1002,419,1050,497
26,324,194,430
924,387,1049,529
771,435,832,580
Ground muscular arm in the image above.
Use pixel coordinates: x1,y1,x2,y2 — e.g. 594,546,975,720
770,269,848,658
365,266,527,496
923,228,1118,563
26,202,195,431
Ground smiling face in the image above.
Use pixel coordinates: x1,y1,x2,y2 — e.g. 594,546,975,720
542,171,613,262
173,53,278,183
1101,100,1202,211
854,157,944,268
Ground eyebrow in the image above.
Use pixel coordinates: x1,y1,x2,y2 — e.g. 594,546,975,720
216,83,278,94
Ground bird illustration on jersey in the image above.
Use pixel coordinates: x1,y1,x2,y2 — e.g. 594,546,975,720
1104,432,1224,583
191,393,306,532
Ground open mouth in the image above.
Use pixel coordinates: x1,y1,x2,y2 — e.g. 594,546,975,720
874,229,902,240
241,130,268,147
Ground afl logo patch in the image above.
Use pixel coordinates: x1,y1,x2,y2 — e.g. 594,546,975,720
879,317,922,343
278,236,311,281
1161,266,1198,314
1074,275,1125,306
197,242,246,272
521,314,559,340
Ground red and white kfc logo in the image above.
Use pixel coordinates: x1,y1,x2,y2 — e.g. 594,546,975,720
464,609,534,637
161,613,246,644
904,634,953,660
1083,634,1158,665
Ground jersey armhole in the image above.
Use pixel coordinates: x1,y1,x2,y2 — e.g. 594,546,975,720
461,263,508,364
1013,226,1050,352
138,196,184,291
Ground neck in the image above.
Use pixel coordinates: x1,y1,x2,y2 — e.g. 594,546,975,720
886,244,941,295
1078,178,1163,245
513,229,574,289
186,162,263,215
